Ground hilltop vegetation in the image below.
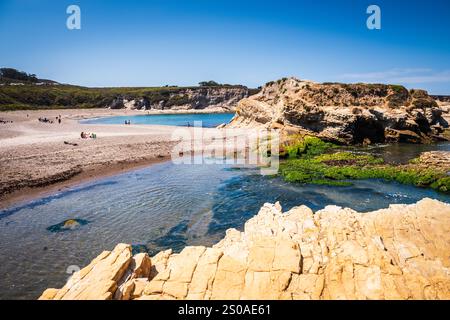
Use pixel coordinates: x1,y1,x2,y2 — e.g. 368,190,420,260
0,68,57,85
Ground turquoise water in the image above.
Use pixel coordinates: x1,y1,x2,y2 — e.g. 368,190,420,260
80,113,235,128
0,149,449,299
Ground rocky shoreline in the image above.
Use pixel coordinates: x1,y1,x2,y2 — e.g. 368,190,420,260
40,198,450,300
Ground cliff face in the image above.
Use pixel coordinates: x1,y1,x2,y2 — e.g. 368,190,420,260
0,84,250,112
109,87,249,111
227,78,449,144
40,198,450,300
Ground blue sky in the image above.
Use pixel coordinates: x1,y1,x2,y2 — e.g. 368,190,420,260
1,0,449,93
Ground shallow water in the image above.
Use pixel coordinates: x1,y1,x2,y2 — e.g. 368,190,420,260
80,113,235,128
0,147,449,299
349,142,450,164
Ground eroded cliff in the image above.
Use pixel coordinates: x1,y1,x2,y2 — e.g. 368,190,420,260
108,86,249,111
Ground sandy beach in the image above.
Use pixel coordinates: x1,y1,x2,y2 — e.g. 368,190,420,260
0,108,234,209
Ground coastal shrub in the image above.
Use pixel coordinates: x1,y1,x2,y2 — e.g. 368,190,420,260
431,177,450,193
390,84,407,94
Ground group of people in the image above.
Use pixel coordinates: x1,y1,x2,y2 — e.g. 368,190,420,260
80,132,97,139
38,117,53,123
0,119,13,124
124,120,131,125
38,115,62,124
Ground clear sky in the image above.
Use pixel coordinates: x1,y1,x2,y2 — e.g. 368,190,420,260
1,0,449,94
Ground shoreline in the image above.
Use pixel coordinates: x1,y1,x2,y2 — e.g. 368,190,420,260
0,155,171,210
0,107,235,118
1,108,448,211
0,108,244,210
0,109,188,209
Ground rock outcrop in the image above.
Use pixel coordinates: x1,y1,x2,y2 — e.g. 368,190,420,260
227,78,449,144
40,198,450,300
416,151,450,170
108,87,249,111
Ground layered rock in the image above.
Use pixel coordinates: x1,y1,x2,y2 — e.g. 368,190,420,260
416,151,450,170
227,78,449,144
40,198,450,300
108,87,249,111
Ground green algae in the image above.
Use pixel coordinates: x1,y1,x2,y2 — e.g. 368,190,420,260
279,144,450,194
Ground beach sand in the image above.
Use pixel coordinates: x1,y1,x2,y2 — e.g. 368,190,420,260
0,108,234,209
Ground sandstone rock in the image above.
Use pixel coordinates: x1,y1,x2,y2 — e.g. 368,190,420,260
38,288,59,300
114,252,152,300
227,77,449,144
39,243,133,300
416,151,450,170
41,199,450,300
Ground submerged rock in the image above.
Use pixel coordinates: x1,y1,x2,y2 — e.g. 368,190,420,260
40,198,450,300
227,77,449,144
46,219,90,233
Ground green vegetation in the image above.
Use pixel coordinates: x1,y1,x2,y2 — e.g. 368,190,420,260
199,80,221,87
0,84,172,110
278,136,450,194
280,135,336,159
1,68,39,84
390,84,406,93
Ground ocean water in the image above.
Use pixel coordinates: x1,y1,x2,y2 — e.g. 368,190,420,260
80,113,235,128
0,148,449,299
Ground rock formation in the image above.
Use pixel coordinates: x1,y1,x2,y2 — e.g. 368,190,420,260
437,102,450,125
108,87,249,111
416,151,450,170
227,78,449,144
40,198,450,300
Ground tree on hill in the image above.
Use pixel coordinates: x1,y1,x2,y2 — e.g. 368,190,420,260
199,80,221,87
0,68,38,83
